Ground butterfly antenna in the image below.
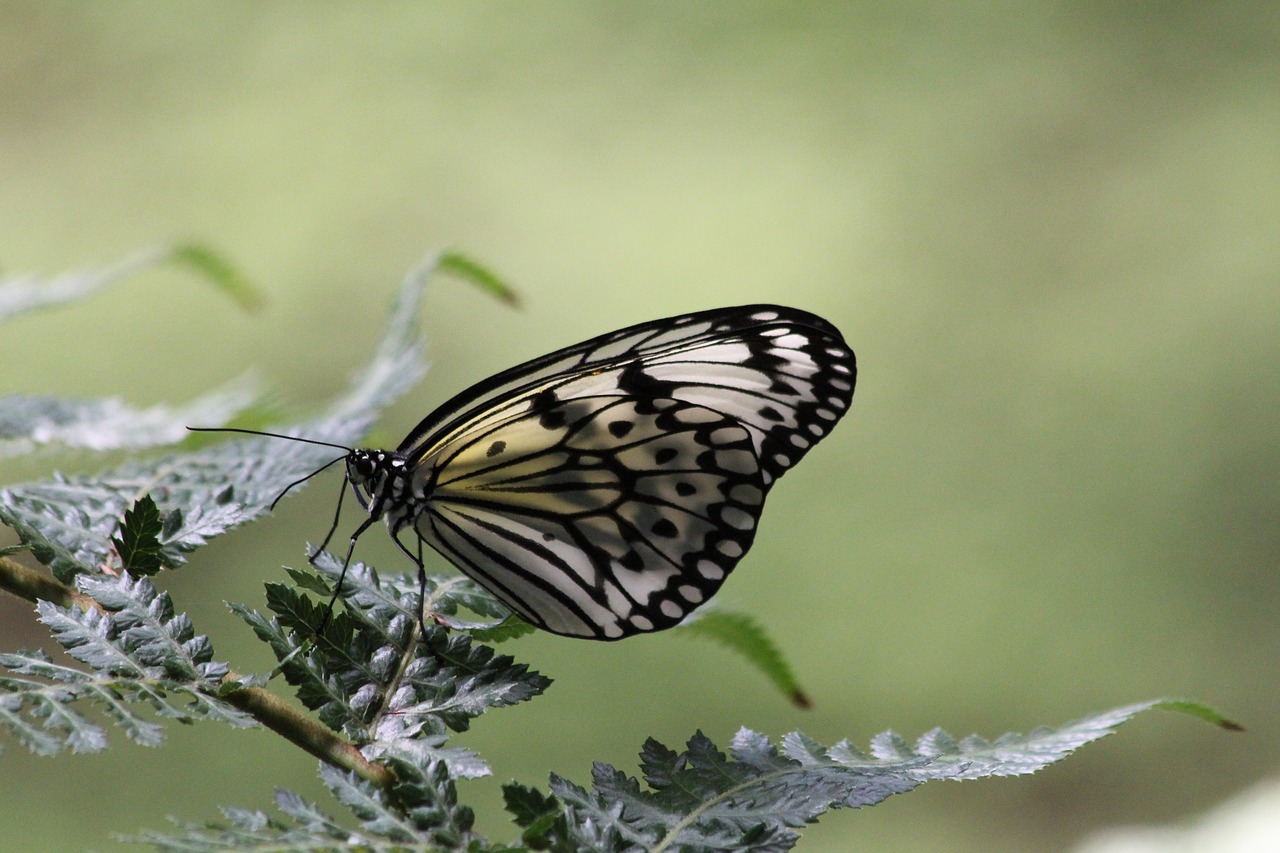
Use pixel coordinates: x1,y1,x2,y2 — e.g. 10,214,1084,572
186,426,353,509
186,426,354,453
269,455,347,510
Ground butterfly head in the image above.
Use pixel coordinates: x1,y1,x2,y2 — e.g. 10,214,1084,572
346,448,418,528
345,448,385,487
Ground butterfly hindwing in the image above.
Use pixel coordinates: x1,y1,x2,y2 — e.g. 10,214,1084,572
412,396,764,639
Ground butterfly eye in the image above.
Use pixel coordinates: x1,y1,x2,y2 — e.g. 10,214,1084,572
349,454,377,480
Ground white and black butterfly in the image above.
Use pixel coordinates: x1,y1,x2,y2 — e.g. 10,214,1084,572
214,305,855,640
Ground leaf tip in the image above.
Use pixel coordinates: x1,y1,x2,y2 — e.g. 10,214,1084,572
1154,699,1243,732
438,250,520,306
166,242,265,313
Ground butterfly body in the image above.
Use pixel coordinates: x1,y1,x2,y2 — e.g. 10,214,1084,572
342,305,855,640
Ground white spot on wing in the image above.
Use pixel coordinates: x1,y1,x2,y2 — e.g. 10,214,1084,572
678,584,704,603
716,539,743,558
697,560,725,580
771,333,810,349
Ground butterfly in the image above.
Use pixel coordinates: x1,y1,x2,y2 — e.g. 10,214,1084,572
204,305,855,640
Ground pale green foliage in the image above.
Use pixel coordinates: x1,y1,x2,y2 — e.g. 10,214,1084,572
676,610,810,708
0,249,1232,852
0,375,259,460
0,243,259,323
510,701,1201,853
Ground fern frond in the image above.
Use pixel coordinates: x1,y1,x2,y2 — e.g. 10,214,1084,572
515,700,1224,853
0,573,252,756
675,610,810,708
231,554,550,756
130,759,493,852
0,374,259,460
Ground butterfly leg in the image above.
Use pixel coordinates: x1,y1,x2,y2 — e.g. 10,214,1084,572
312,472,350,557
390,532,431,639
415,538,430,638
315,514,377,635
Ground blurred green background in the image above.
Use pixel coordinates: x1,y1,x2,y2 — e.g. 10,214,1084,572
1,4,1277,851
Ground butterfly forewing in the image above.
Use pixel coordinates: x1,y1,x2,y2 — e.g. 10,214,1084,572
402,307,852,480
375,304,854,639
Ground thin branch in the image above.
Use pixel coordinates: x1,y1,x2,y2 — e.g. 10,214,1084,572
219,681,395,788
0,555,96,611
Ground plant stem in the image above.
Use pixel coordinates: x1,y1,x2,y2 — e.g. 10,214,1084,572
0,555,95,610
220,681,395,787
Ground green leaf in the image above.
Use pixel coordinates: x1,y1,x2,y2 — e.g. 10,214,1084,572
0,480,137,581
1147,698,1243,731
0,649,146,754
282,566,334,596
111,495,166,576
0,243,260,323
466,617,538,644
676,610,811,708
503,784,568,852
166,242,263,312
439,250,519,306
63,574,225,682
